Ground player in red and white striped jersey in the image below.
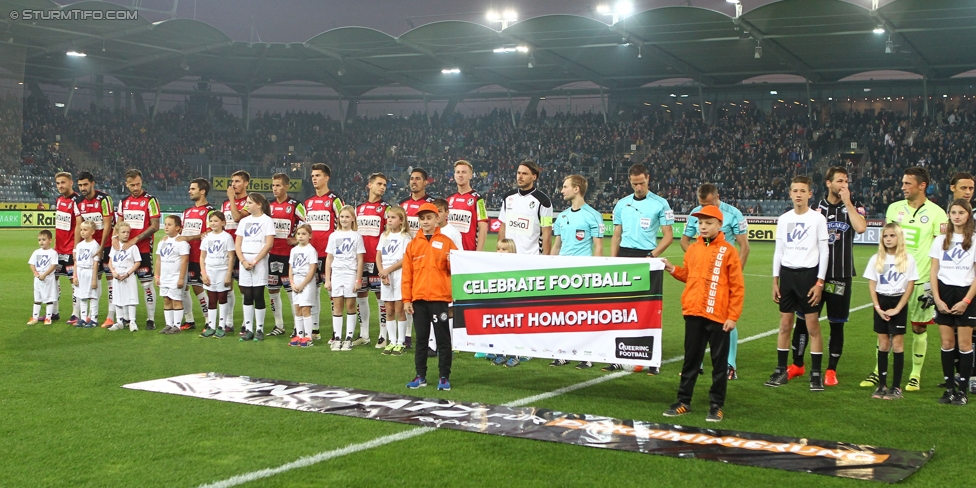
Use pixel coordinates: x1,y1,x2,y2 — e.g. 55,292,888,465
179,178,215,331
356,173,390,347
54,171,81,323
220,170,251,332
76,171,115,327
268,173,307,337
304,162,343,339
116,169,161,329
400,167,436,238
448,160,489,252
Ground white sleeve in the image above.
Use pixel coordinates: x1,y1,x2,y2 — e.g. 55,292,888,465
862,255,878,282
906,256,919,282
356,234,366,254
817,216,829,280
773,221,785,277
264,217,276,237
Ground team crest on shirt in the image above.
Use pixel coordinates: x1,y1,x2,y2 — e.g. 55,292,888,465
576,230,585,241
467,198,474,206
529,201,536,209
920,216,929,224
286,206,292,214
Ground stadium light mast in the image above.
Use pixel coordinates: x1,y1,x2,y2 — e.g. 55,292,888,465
726,0,742,19
486,10,518,30
596,1,633,24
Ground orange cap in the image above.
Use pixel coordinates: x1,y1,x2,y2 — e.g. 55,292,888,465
416,202,439,216
692,204,724,223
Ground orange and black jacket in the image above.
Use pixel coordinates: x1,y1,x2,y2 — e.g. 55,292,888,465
669,231,745,323
402,226,458,303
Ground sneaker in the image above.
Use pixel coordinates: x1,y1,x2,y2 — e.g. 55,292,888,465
200,327,216,338
872,385,888,399
437,377,451,391
727,366,738,381
382,343,395,355
575,361,593,369
168,325,182,334
214,327,225,338
403,336,413,349
492,355,507,366
300,337,312,347
330,339,341,351
786,364,805,380
352,337,370,346
224,326,235,335
824,369,838,387
101,318,114,328
84,320,97,328
180,322,195,331
706,404,724,423
392,345,404,356
239,330,255,341
474,352,488,359
860,372,880,387
51,313,61,321
43,318,52,325
549,359,569,367
340,339,353,351
27,318,39,325
663,402,691,417
375,337,387,349
906,377,921,391
646,366,660,376
145,319,155,331
129,322,139,332
765,369,788,387
108,322,124,331
504,357,521,368
938,389,955,404
253,329,265,341
427,347,437,358
289,335,301,347
312,332,321,341
810,372,825,392
883,387,904,400
407,376,427,389
602,364,623,372
269,327,286,336
67,315,79,326
951,391,969,406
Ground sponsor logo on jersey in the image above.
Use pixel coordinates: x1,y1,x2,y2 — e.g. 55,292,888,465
336,237,356,255
786,222,810,243
879,264,903,286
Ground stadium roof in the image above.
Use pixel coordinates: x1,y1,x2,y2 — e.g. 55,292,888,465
2,0,976,97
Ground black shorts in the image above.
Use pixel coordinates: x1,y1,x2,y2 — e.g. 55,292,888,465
874,294,908,335
778,267,824,315
136,252,154,282
99,248,112,276
268,253,291,291
56,253,74,278
822,277,853,323
935,281,976,327
359,261,381,293
186,261,203,287
618,247,654,258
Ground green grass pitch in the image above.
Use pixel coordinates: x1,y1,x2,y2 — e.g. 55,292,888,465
0,229,963,486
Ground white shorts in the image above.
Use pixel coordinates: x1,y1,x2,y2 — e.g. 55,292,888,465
34,277,57,303
239,254,269,287
113,276,141,306
292,274,317,307
159,285,187,301
74,268,101,299
330,272,358,298
203,268,231,292
380,269,402,302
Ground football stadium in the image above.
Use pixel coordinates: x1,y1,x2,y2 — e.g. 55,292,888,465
2,0,976,485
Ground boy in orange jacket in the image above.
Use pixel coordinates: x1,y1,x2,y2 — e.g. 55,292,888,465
661,205,745,422
403,203,459,391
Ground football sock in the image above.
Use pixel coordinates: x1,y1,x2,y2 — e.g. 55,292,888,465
126,305,137,324
32,304,41,320
728,327,738,369
357,297,370,338
54,283,61,315
791,317,807,367
45,303,54,319
811,352,823,373
106,283,115,321
163,309,174,327
183,289,195,324
226,288,236,329
243,305,254,332
218,302,229,329
207,308,217,330
942,348,956,390
90,295,99,323
142,281,156,322
405,312,413,338
346,314,358,339
79,299,89,322
172,308,183,328
311,286,321,334
270,292,284,328
289,291,298,332
911,330,928,379
385,315,397,345
877,350,889,388
332,315,343,339
960,349,974,386
378,303,388,341
72,286,80,318
397,320,408,346
777,348,789,370
892,352,904,389
828,322,844,370
255,308,266,333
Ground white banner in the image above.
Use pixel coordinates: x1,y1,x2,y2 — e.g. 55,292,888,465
450,251,665,367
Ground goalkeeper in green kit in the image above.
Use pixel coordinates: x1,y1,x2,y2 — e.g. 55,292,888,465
861,167,947,391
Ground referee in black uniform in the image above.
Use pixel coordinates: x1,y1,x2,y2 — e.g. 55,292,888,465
789,167,866,386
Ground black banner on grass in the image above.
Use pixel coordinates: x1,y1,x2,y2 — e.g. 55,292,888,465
123,373,930,483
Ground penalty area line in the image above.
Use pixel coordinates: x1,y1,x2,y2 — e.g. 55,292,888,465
199,302,873,488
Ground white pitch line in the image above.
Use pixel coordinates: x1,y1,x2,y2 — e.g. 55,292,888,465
743,273,870,284
200,302,873,488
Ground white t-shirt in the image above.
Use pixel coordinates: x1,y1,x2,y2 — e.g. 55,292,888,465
289,244,318,280
238,214,276,255
74,240,101,269
202,231,235,270
929,233,976,286
29,248,58,278
498,188,554,255
863,253,919,296
774,208,829,272
156,236,190,288
108,245,138,275
326,229,365,275
377,232,409,269
438,224,464,251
